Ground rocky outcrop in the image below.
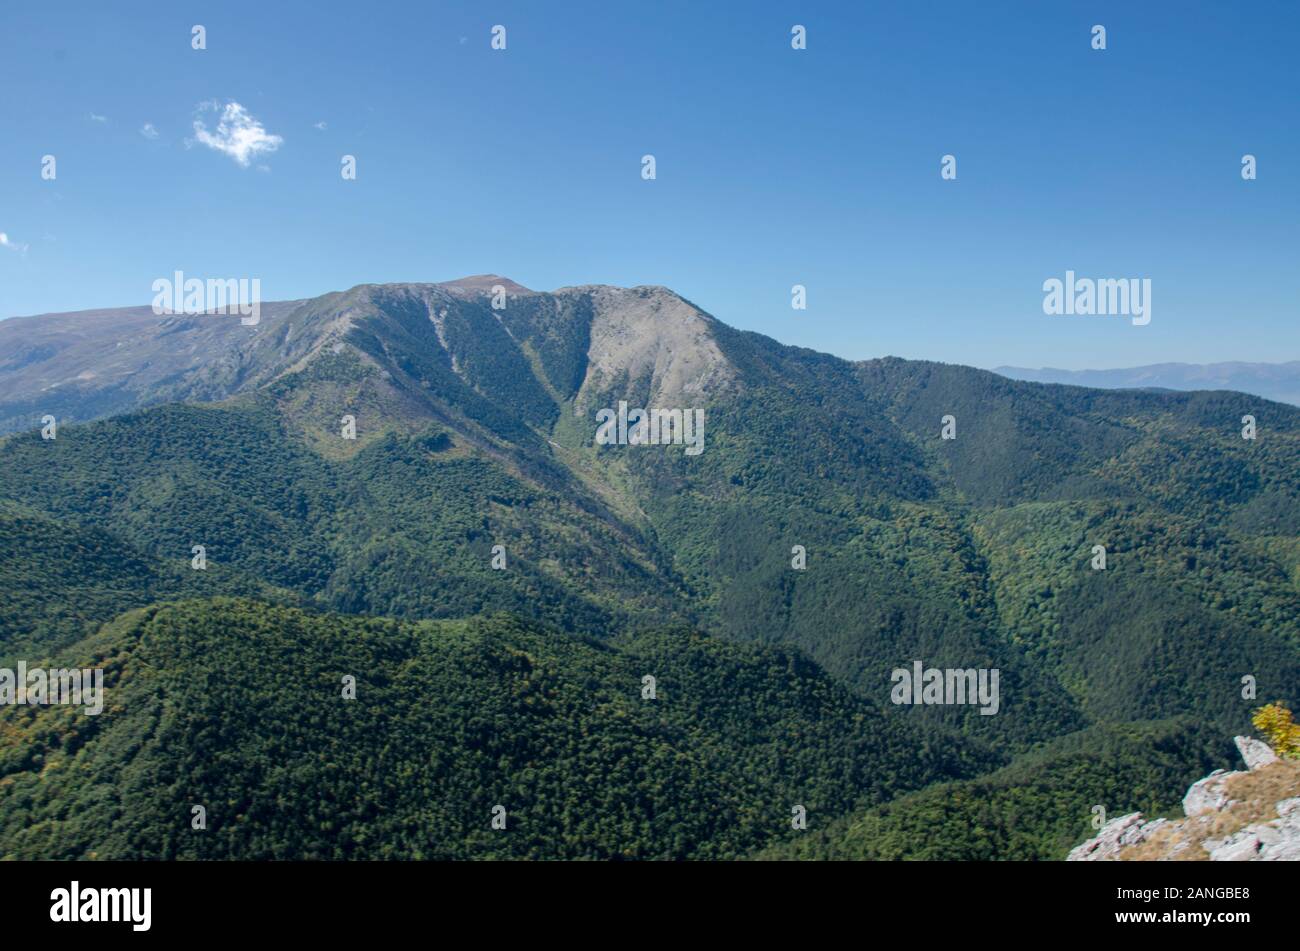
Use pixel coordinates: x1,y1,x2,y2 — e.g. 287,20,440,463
1235,734,1279,770
570,284,737,410
1182,769,1236,817
1067,736,1299,861
1066,813,1165,861
1198,795,1300,861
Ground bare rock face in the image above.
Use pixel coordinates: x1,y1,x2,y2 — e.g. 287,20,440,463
1067,737,1299,861
1182,769,1239,817
1204,826,1269,861
1066,813,1160,861
571,285,736,411
1235,735,1279,770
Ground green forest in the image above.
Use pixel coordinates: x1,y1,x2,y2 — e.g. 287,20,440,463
1,282,1296,860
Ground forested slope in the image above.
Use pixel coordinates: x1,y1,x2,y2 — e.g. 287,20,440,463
0,280,1295,860
0,599,992,860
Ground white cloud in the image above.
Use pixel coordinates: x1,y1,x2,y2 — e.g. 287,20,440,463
0,232,29,254
140,122,159,139
89,113,109,123
190,101,283,167
314,120,327,131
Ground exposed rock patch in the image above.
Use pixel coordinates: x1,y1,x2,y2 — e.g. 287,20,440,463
1068,737,1300,861
568,285,736,411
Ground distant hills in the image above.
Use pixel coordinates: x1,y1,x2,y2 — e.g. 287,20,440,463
993,362,1300,407
1,276,1296,859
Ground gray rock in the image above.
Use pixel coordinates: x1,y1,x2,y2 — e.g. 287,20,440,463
1067,813,1145,861
1183,770,1240,817
1206,829,1264,861
1124,817,1166,845
1275,797,1300,818
1235,735,1279,770
1261,805,1300,860
1263,835,1300,861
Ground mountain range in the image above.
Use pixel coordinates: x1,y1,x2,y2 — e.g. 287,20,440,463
1,276,1296,860
994,362,1300,408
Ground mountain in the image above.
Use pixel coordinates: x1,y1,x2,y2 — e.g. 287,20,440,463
1,276,1297,859
0,276,732,439
993,362,1300,408
0,300,306,435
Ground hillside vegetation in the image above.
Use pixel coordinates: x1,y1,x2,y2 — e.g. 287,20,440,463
0,279,1295,859
0,599,992,860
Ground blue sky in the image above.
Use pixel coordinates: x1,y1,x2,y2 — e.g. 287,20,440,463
1,0,1296,369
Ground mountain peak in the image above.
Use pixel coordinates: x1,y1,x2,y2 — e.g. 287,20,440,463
436,274,534,296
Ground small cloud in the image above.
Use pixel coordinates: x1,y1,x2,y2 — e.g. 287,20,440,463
140,122,159,139
314,120,328,131
458,36,468,45
88,113,109,123
0,232,29,254
190,100,283,167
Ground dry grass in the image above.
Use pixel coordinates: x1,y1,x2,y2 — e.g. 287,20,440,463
1121,758,1300,861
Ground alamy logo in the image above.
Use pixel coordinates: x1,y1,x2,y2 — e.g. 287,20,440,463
0,663,104,715
151,270,261,325
890,660,1000,715
50,882,151,931
1042,270,1150,326
594,401,704,455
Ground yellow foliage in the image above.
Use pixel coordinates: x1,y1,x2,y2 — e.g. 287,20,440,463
1252,701,1300,758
